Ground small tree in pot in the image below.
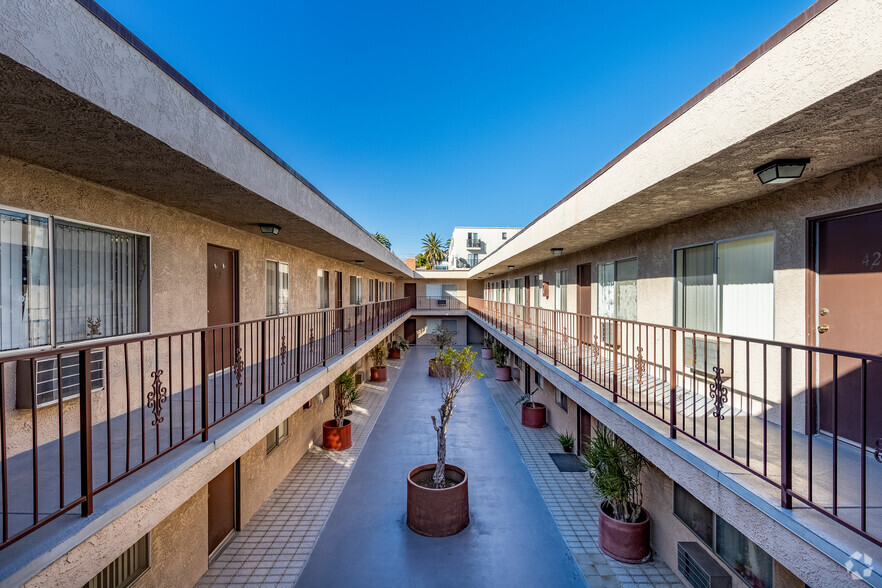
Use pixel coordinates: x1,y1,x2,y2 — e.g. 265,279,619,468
581,425,651,563
516,368,546,428
428,324,455,377
492,342,511,381
322,371,361,451
481,336,494,360
407,346,483,537
389,336,410,359
369,342,388,382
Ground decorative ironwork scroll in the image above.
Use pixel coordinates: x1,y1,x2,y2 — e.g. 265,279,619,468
875,438,882,464
636,346,645,381
234,346,244,391
592,335,600,365
280,335,288,368
709,366,728,420
147,370,168,426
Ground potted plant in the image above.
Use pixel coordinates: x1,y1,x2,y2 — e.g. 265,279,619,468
322,371,361,451
492,342,511,381
516,375,546,428
428,324,455,377
389,336,410,360
369,343,388,381
581,425,650,563
481,336,494,360
407,346,483,537
557,431,575,453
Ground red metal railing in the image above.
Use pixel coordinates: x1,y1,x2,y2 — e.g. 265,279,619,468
469,297,882,548
0,297,413,550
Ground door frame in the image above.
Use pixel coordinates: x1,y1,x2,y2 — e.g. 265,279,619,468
805,202,882,437
208,459,240,563
206,244,240,374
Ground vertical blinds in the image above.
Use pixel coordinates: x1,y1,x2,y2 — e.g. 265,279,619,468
0,211,50,350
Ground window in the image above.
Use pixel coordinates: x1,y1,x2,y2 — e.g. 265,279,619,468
441,319,457,333
554,270,568,311
514,278,524,305
533,369,542,389
0,208,151,353
533,274,541,307
84,533,150,588
388,281,394,298
598,258,637,320
674,484,773,587
349,275,362,305
555,389,568,412
674,234,774,339
368,278,374,302
467,253,478,267
265,260,289,316
265,418,289,454
379,281,385,301
317,269,330,309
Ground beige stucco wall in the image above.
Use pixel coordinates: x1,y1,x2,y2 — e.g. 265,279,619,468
414,317,468,347
0,154,404,455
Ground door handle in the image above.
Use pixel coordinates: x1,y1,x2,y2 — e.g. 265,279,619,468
817,324,829,334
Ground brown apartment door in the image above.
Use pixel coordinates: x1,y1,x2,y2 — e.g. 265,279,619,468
577,407,592,456
404,318,416,344
404,283,416,308
207,245,239,371
815,208,882,446
208,462,238,557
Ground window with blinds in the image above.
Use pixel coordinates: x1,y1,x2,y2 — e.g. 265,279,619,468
83,533,149,588
555,269,568,311
265,260,289,317
317,269,330,309
0,210,50,351
349,275,362,305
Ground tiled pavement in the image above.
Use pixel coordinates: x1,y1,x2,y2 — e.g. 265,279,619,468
481,357,684,588
197,356,406,587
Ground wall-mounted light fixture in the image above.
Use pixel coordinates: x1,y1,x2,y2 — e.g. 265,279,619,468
753,158,809,185
387,272,394,276
488,272,494,276
354,260,364,266
551,248,563,256
259,223,281,235
507,265,515,270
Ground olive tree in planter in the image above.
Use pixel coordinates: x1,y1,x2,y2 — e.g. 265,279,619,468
428,324,455,377
481,336,494,360
369,342,388,381
406,346,483,537
581,425,650,563
322,371,361,451
389,336,410,360
492,342,511,381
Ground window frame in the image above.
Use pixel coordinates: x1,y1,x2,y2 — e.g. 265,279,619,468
265,417,290,455
597,257,637,320
317,269,330,309
265,259,290,317
554,269,568,311
554,388,568,412
349,275,363,305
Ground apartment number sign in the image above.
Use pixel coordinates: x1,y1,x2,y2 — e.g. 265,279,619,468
862,251,881,269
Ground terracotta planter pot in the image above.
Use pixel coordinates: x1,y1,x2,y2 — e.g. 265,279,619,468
428,360,437,378
481,348,492,360
371,366,387,382
322,420,352,451
521,403,546,428
562,445,573,453
406,464,469,537
388,348,401,360
495,366,511,381
598,503,651,564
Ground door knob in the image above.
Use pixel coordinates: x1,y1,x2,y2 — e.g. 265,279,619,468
817,324,829,334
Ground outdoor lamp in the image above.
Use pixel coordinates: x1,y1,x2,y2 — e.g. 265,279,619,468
551,248,563,256
354,260,364,266
259,223,281,235
507,265,515,270
753,159,809,185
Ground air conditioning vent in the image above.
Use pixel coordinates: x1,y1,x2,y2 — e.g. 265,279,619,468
16,349,106,409
354,372,364,387
677,542,731,588
84,533,149,588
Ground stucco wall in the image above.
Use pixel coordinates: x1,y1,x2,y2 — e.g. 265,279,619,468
414,317,468,347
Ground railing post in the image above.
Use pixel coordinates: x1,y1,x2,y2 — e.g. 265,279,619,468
340,308,345,355
553,311,558,366
612,321,619,403
78,349,93,517
780,347,793,509
577,315,583,381
295,315,302,382
669,328,677,438
260,321,267,404
322,312,328,366
201,331,209,441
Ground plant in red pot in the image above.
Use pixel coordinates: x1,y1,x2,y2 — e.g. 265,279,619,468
407,345,483,537
428,323,455,377
492,342,511,381
480,336,494,360
388,336,410,360
322,371,361,451
369,343,388,382
516,374,546,428
582,425,651,564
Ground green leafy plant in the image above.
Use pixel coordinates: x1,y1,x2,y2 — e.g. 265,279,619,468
581,425,645,523
369,342,388,367
491,342,508,368
430,324,456,352
430,346,484,488
420,232,449,269
334,371,361,428
372,232,392,250
481,336,494,350
390,336,411,351
414,253,428,268
556,431,575,452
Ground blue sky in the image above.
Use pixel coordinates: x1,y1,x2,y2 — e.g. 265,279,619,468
99,0,812,258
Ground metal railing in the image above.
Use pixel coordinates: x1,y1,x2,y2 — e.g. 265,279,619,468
466,238,481,249
469,297,882,548
0,297,413,550
415,296,468,311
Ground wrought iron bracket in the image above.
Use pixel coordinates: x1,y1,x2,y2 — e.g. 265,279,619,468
147,369,168,426
710,366,728,420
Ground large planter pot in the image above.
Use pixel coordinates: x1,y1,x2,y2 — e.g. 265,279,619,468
598,503,651,564
428,360,437,378
371,366,387,382
322,420,352,451
481,348,492,360
388,348,401,360
406,464,469,537
521,403,547,428
495,366,511,381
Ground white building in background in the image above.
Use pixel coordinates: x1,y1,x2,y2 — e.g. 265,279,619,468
447,226,521,269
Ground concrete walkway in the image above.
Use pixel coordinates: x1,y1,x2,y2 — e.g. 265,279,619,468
297,346,586,587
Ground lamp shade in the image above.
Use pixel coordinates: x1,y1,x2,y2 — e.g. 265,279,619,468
753,159,809,185
259,223,281,235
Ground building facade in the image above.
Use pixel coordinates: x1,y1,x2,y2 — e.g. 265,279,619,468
446,226,521,269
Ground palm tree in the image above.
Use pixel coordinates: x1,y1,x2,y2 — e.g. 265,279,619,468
372,232,392,250
421,233,449,269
